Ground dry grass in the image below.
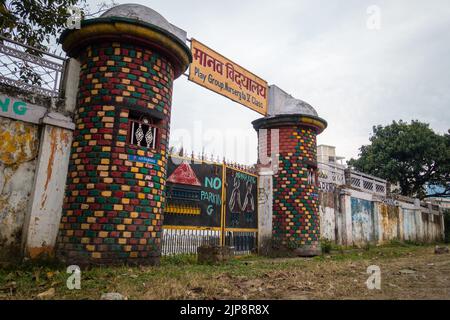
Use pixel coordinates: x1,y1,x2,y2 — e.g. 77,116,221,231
1,244,449,300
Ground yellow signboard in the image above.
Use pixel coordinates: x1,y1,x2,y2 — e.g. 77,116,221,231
188,39,268,116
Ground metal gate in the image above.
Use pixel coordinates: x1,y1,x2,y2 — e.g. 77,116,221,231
161,155,258,255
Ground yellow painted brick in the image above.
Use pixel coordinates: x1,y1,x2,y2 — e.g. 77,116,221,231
102,117,114,122
99,232,108,238
94,211,104,217
123,232,132,238
102,191,112,197
131,212,139,218
87,217,96,224
122,198,130,204
123,218,132,225
117,225,125,231
114,204,123,211
119,154,127,160
92,252,102,259
86,245,95,251
82,238,90,244
118,238,127,245
81,204,89,210
124,246,132,252
138,193,145,200
103,177,113,183
137,150,145,156
135,173,143,180
130,252,138,258
138,181,146,187
101,159,110,165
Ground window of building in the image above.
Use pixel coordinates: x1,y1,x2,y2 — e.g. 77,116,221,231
128,113,160,150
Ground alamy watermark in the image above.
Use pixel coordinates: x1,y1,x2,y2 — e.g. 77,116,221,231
366,5,382,30
366,265,381,290
66,6,82,30
66,265,81,290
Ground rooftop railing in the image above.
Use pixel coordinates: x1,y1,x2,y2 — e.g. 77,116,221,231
318,162,388,196
0,35,66,97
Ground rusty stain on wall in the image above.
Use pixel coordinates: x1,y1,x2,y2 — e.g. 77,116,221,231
0,117,39,261
380,204,399,242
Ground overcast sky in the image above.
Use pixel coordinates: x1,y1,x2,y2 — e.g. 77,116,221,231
90,0,450,164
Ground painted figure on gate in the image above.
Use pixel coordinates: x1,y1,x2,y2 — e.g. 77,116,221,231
242,181,255,223
228,176,242,226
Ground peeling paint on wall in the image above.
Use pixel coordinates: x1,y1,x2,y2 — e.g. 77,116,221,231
319,191,336,242
319,189,444,246
0,117,39,262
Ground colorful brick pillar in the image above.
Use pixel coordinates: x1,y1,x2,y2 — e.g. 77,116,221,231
253,98,327,256
55,5,191,265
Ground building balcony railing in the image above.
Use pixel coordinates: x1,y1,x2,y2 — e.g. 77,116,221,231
318,161,388,196
0,35,66,97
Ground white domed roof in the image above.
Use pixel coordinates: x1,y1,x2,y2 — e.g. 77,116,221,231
279,98,318,117
101,4,175,35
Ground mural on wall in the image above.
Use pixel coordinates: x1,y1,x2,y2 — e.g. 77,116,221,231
164,157,223,228
164,157,258,230
351,197,376,244
225,169,258,229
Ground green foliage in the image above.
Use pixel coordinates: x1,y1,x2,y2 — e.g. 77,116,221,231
0,0,85,50
348,120,450,199
320,238,332,254
161,254,197,266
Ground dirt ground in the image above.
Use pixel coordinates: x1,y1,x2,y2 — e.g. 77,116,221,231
0,244,449,300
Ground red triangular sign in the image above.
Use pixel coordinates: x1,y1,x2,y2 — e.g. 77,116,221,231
167,161,201,186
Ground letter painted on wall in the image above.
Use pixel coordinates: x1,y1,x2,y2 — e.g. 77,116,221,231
0,94,47,124
164,156,223,228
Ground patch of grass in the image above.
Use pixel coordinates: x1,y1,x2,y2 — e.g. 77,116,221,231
161,254,197,266
0,243,442,300
321,238,332,254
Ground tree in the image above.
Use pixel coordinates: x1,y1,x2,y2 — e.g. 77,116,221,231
0,0,84,51
1,1,115,86
0,1,115,51
348,120,449,199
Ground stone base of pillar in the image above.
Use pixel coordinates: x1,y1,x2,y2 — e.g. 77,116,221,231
56,252,161,267
294,244,322,257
